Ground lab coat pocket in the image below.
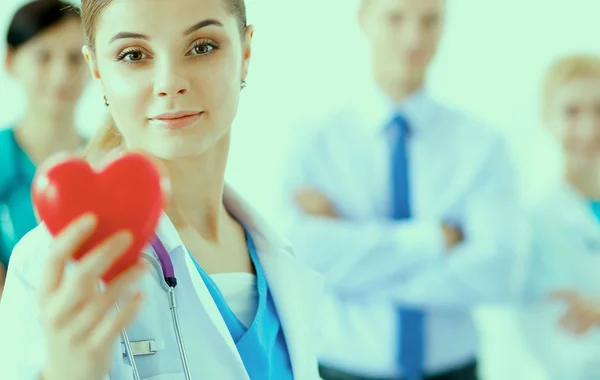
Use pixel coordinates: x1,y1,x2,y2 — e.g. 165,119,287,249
111,362,184,380
115,269,187,380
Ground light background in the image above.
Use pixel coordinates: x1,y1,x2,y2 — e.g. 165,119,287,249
2,0,600,378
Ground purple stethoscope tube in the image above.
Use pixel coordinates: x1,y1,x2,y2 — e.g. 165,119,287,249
149,235,178,287
121,235,191,380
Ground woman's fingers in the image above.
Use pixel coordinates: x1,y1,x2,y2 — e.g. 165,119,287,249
76,230,133,280
49,231,133,328
91,291,145,353
70,261,148,341
39,214,97,301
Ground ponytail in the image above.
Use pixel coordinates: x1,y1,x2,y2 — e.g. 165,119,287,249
84,118,123,165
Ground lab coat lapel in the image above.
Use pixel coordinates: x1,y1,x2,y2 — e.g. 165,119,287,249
557,184,600,250
561,185,600,230
145,186,323,379
148,213,248,378
224,186,324,379
182,248,246,362
260,249,324,379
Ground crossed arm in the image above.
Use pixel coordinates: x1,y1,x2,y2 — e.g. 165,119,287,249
293,187,600,335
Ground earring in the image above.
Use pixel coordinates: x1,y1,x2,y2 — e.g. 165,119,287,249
103,95,109,107
241,80,247,90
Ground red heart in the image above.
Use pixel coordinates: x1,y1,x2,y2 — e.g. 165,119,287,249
32,153,166,283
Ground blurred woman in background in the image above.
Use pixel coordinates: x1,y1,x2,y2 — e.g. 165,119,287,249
0,0,88,292
518,55,600,380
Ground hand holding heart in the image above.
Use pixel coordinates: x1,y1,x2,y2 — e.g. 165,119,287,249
32,152,168,380
33,151,169,282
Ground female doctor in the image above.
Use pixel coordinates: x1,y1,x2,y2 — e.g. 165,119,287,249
0,0,323,379
517,55,600,380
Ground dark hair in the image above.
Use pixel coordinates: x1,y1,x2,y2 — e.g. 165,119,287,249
6,0,80,50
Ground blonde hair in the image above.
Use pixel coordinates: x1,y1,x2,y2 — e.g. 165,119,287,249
542,54,600,114
79,0,248,160
83,119,122,161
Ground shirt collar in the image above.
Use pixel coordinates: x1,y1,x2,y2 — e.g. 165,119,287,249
356,80,438,135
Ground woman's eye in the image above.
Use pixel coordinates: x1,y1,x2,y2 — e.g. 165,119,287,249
124,51,144,61
117,49,147,63
192,44,214,55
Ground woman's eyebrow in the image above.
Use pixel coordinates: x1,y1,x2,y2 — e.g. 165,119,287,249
109,19,224,44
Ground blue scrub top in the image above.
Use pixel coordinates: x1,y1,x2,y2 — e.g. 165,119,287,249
590,201,600,222
0,128,37,268
190,230,294,379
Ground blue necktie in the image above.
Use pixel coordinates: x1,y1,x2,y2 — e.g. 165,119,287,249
390,114,424,379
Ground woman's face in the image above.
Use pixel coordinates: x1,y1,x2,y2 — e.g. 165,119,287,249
84,0,253,160
546,76,600,169
7,18,87,114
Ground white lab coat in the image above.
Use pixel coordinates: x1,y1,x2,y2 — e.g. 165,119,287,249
0,185,324,379
517,184,600,380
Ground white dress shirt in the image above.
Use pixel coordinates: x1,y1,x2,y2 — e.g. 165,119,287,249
517,184,600,380
279,85,529,377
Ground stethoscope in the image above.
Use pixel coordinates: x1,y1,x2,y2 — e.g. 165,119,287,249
117,236,192,380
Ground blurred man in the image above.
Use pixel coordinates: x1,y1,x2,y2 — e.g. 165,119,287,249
280,0,528,379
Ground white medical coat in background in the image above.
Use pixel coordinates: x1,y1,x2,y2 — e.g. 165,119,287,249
517,184,600,380
0,185,324,379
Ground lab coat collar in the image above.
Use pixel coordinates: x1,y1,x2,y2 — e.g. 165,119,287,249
550,182,600,236
147,184,323,379
225,185,324,378
149,185,293,256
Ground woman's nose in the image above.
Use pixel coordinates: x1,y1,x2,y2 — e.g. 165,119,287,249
154,66,191,98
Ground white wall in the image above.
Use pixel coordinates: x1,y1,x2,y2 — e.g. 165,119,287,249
2,1,600,379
